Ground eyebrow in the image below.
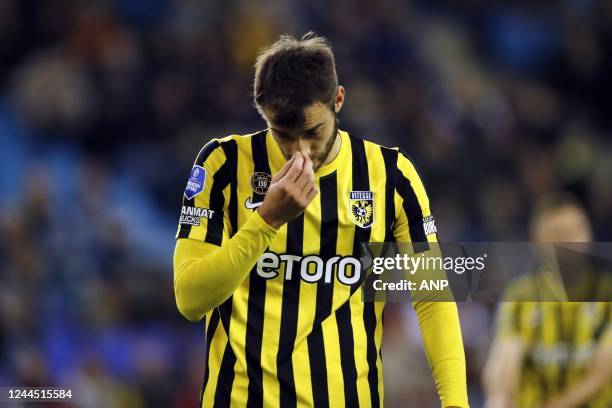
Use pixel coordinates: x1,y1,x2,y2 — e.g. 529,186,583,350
305,123,325,133
271,123,324,135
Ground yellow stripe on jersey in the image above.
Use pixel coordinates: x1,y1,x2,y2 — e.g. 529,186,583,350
229,133,264,406
292,174,320,407
173,129,468,407
258,134,284,407
260,223,286,407
323,154,352,408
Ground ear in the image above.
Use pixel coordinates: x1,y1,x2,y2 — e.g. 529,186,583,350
334,86,345,113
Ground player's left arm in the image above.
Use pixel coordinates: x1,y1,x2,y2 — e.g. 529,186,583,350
393,151,469,408
541,307,612,408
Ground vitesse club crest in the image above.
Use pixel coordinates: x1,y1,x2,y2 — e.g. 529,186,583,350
349,191,374,228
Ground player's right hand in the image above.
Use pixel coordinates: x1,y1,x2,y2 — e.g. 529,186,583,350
258,151,318,229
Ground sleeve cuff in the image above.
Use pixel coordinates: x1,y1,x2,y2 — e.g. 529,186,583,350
251,210,279,236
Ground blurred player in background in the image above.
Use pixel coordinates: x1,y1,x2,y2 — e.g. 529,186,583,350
173,33,468,407
483,196,612,408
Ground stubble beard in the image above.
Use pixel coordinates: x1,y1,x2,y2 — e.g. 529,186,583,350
313,115,340,171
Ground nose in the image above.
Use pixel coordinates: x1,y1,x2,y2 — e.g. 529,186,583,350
295,138,311,158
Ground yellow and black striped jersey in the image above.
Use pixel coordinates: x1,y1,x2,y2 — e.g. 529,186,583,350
496,277,612,408
175,129,442,407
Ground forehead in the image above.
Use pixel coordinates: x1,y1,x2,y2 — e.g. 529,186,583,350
537,206,590,233
265,102,330,130
302,102,329,124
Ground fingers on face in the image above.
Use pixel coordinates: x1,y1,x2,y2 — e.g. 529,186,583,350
296,155,315,191
285,152,304,182
274,152,318,208
273,154,296,181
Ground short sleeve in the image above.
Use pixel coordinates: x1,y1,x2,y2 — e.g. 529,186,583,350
393,151,438,246
175,139,231,246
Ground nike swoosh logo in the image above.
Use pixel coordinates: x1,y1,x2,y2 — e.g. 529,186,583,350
245,197,263,209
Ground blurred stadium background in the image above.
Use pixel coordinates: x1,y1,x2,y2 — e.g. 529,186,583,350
0,0,610,406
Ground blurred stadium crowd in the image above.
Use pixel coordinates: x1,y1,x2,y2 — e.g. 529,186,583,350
0,0,610,406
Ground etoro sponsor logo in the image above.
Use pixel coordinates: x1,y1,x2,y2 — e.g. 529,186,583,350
256,252,362,286
180,205,215,226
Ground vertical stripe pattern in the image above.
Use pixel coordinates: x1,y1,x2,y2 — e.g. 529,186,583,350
395,153,429,253
246,131,270,408
212,139,238,406
221,140,238,236
178,140,221,239
307,173,338,407
214,298,237,407
277,214,305,407
350,137,380,407
180,131,444,408
200,311,220,406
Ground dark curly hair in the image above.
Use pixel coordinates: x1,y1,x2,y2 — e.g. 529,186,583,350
253,32,338,128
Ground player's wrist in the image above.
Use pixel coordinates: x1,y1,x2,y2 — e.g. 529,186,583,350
257,206,284,229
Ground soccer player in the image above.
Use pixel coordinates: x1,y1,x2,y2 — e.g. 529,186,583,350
483,196,612,408
173,33,468,408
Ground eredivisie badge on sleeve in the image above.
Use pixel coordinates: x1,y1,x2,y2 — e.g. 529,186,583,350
349,191,374,228
184,165,206,200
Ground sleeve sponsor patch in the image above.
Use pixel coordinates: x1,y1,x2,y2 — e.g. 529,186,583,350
184,165,206,200
180,205,215,226
423,215,437,236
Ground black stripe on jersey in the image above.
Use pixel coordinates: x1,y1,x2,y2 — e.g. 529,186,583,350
335,302,359,407
349,136,372,291
251,130,271,174
307,173,338,408
200,310,220,406
334,137,365,407
221,140,238,236
349,136,380,408
363,303,379,407
395,153,430,253
381,147,398,243
178,140,221,239
214,298,237,407
251,130,270,205
278,214,305,408
206,160,231,246
245,131,270,408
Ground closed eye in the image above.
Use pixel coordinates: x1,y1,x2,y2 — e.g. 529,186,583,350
304,124,324,138
272,129,290,139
